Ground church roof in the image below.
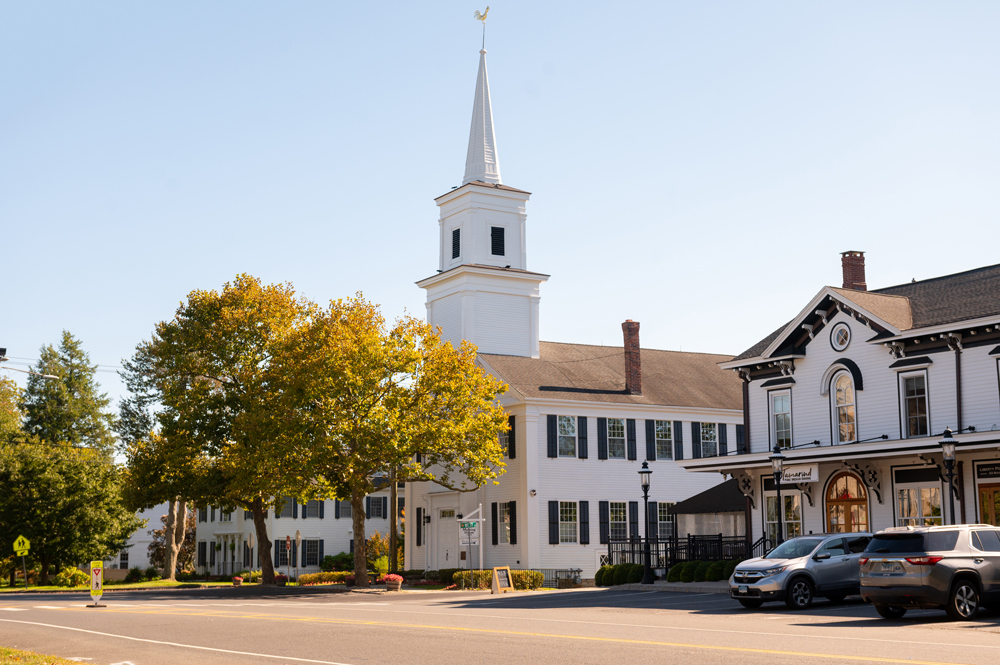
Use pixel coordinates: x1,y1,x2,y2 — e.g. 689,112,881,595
463,49,502,186
434,180,531,201
480,342,742,410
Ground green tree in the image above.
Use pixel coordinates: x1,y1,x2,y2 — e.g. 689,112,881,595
120,274,311,585
0,439,144,585
0,377,21,440
20,331,116,455
263,295,509,586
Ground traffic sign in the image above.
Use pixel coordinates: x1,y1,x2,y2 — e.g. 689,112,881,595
90,561,103,605
13,535,29,557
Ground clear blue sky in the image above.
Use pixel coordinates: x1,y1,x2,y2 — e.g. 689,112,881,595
3,1,999,406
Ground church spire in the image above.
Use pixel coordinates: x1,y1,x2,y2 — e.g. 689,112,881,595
462,49,502,185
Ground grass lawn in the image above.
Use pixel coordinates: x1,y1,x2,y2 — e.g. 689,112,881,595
0,647,80,664
0,580,236,593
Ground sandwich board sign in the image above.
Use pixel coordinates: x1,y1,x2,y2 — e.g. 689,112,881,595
491,566,512,595
89,561,104,607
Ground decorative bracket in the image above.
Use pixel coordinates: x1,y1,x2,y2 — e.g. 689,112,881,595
775,360,795,376
847,462,883,504
737,369,752,383
884,341,906,360
935,464,962,500
943,333,963,351
736,471,756,509
795,482,815,507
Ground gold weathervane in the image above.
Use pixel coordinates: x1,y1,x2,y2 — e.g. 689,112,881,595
474,6,490,49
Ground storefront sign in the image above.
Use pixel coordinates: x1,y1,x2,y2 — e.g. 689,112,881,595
977,463,1000,480
782,465,818,483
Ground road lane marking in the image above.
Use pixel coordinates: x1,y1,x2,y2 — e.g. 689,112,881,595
0,619,354,665
0,608,27,611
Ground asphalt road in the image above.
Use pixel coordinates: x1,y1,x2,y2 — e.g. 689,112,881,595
2,587,1000,665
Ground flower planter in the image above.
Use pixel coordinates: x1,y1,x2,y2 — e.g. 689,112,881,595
385,580,402,592
344,578,356,588
233,578,243,587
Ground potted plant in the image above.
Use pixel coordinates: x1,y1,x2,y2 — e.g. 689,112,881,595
275,574,288,587
344,575,355,588
384,574,403,592
233,576,243,587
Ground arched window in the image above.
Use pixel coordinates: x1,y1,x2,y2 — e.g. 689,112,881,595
833,371,856,444
826,472,868,532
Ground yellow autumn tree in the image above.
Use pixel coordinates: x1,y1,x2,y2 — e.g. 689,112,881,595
263,295,509,586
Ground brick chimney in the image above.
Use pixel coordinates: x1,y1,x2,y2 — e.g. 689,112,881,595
841,251,867,291
622,320,641,395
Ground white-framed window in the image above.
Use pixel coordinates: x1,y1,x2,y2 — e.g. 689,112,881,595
499,428,509,457
559,502,578,543
279,498,295,518
220,510,232,522
894,467,942,526
304,500,322,518
119,550,129,569
338,500,352,518
765,492,802,544
609,501,627,540
277,543,291,567
831,323,851,351
498,503,511,544
558,416,577,457
700,423,718,458
657,502,674,540
303,540,320,566
900,372,929,438
655,420,672,460
770,391,792,449
832,371,857,444
607,418,626,459
369,497,385,519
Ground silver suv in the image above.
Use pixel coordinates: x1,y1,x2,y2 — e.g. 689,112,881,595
860,524,1000,621
730,533,872,609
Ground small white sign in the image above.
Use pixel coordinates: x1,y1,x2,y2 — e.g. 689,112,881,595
90,561,103,603
782,465,818,483
462,538,480,546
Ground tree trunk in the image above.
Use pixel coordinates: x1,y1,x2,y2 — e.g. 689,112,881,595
162,499,179,580
173,500,187,574
352,490,368,587
251,496,276,585
389,470,398,573
40,553,50,586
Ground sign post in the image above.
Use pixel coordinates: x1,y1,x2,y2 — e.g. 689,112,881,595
285,535,291,581
89,560,104,608
491,566,512,595
13,535,29,591
295,530,301,582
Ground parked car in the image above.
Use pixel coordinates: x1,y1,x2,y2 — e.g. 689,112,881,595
730,533,872,609
860,524,1000,621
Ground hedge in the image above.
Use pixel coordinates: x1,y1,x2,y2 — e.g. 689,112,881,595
626,564,645,584
299,571,352,585
452,569,544,590
595,565,614,587
705,562,725,582
679,561,701,583
692,561,711,582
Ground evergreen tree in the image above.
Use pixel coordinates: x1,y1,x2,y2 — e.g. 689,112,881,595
20,331,116,454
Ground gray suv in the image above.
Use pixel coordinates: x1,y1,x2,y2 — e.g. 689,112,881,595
730,533,872,609
860,524,1000,621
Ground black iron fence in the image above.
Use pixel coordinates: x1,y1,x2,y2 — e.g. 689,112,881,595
607,534,770,568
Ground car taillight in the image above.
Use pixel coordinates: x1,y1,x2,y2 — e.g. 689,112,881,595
859,558,869,565
904,556,943,565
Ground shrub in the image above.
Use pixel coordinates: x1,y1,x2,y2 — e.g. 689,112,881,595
666,563,683,583
54,568,88,588
724,560,741,579
425,570,441,581
373,556,389,575
323,552,353,571
437,568,462,585
452,570,492,589
705,562,725,582
124,566,145,584
679,561,701,583
595,565,613,587
511,570,544,590
299,571,351,585
144,565,161,581
692,562,711,582
627,564,645,584
612,564,630,586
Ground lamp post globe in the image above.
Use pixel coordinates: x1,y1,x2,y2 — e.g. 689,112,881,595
940,428,958,525
769,445,786,545
639,461,655,585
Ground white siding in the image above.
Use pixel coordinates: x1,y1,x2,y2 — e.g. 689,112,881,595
431,295,463,349
963,346,1000,432
474,292,530,356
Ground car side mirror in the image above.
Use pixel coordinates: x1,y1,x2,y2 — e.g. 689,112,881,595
814,553,831,560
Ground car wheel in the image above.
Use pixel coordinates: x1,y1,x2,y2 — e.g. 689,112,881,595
825,594,847,604
738,599,763,609
785,577,814,610
946,580,980,621
875,604,907,620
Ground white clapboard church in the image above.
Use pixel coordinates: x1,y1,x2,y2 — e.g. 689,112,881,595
404,47,744,580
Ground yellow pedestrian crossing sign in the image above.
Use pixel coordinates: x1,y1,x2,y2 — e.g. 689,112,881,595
13,535,29,557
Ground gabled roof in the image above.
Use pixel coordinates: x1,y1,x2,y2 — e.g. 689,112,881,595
480,342,742,410
829,288,913,331
668,478,745,515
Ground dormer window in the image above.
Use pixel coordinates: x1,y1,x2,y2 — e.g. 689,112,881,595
452,228,461,259
491,226,505,256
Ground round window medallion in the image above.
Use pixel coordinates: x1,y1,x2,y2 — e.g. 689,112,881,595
830,323,851,351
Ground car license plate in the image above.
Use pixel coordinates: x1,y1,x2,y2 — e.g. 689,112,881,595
738,585,748,594
880,561,895,573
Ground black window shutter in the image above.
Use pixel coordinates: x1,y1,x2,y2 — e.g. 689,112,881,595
293,501,298,519
416,453,422,464
350,539,354,554
291,541,297,567
579,501,590,545
491,226,505,256
546,414,558,458
597,417,608,459
300,500,306,519
210,546,215,566
452,228,461,259
509,501,517,545
319,501,325,519
629,501,639,539
508,415,517,459
599,501,610,544
645,420,656,460
211,507,215,522
334,501,340,519
365,497,371,519
492,503,499,545
648,501,658,540
577,417,588,459
626,419,637,460
244,541,250,566
415,507,423,546
691,422,702,459
319,540,324,562
382,496,388,519
719,424,728,456
736,424,746,454
274,543,279,567
674,421,684,460
548,501,559,544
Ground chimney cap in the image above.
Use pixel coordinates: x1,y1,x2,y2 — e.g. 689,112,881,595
840,250,865,256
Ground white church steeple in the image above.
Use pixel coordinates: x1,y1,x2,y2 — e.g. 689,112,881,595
463,50,501,185
417,46,548,358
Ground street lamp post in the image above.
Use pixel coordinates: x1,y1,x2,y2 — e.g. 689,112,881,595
770,445,786,546
639,461,654,585
940,428,958,525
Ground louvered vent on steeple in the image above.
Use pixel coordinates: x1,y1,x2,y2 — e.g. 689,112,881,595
490,226,505,256
452,228,461,259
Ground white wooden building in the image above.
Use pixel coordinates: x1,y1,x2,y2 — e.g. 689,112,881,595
404,48,744,579
679,252,1000,546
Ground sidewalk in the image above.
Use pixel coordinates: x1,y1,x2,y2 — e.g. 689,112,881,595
613,580,729,594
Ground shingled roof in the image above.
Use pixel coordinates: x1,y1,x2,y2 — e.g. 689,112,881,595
735,263,1000,362
480,342,742,410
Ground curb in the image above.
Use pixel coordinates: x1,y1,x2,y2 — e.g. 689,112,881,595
613,582,729,594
